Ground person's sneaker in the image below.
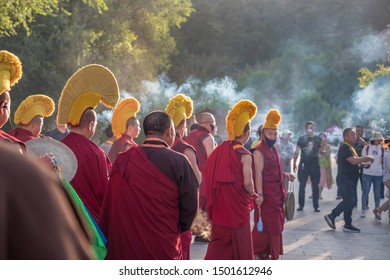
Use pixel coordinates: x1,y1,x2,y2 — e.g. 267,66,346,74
343,225,360,233
360,210,366,218
324,214,336,230
297,207,303,211
314,208,321,212
373,208,382,220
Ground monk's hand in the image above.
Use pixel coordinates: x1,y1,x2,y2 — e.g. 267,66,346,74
285,173,295,182
39,153,56,170
254,197,263,207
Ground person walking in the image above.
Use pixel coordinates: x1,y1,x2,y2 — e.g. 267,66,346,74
318,132,334,198
360,131,384,218
293,121,322,212
373,138,390,222
324,128,374,233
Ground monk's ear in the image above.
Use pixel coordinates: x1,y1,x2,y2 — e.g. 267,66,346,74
88,120,94,131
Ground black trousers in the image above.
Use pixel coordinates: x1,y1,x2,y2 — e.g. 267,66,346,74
298,161,320,209
331,175,357,226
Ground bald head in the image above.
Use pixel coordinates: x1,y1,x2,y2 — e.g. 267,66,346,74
78,109,97,129
70,108,97,139
198,112,216,133
198,112,215,123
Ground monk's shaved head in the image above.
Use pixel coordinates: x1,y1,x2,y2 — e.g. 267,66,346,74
198,112,215,123
78,108,96,129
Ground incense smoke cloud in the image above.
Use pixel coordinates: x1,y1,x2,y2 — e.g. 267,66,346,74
344,77,390,134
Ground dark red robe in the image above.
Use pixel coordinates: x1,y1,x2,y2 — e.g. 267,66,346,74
172,134,197,260
185,126,210,211
61,132,110,222
0,130,26,153
99,142,198,260
252,141,286,260
107,134,138,164
203,140,254,260
8,127,35,142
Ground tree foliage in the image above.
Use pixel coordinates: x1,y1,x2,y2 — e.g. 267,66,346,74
0,0,107,36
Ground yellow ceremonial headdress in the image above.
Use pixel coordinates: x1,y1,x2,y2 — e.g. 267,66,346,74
14,94,55,125
165,94,193,127
263,109,282,130
0,50,22,95
226,99,257,140
57,64,119,126
111,97,140,138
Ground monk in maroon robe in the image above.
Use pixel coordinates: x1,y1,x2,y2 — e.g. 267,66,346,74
108,117,140,164
61,109,111,222
99,111,198,260
185,112,216,212
251,110,295,260
204,139,259,259
203,99,260,260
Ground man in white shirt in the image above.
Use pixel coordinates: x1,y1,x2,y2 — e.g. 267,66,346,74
361,131,384,218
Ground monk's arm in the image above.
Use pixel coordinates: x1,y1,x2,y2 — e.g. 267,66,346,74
202,135,215,157
241,154,254,194
253,149,264,196
184,147,202,185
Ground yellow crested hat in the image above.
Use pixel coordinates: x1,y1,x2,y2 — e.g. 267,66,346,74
111,97,140,138
226,99,257,140
57,64,119,126
14,94,55,125
165,94,193,127
263,109,282,130
0,50,22,95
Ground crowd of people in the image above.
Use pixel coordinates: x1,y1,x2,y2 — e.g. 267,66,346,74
1,50,389,260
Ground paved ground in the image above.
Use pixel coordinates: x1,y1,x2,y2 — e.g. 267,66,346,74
190,149,390,260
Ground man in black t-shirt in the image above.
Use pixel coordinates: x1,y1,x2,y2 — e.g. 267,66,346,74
324,128,373,233
293,121,322,212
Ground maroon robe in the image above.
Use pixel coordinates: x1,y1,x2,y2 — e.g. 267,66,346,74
8,127,35,142
203,140,253,259
172,134,197,260
0,130,26,153
108,134,138,164
185,126,210,211
252,141,286,260
99,143,198,260
61,132,110,222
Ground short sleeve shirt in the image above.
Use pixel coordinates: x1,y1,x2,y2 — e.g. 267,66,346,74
337,143,359,181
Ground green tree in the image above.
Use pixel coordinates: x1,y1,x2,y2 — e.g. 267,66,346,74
0,0,107,36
